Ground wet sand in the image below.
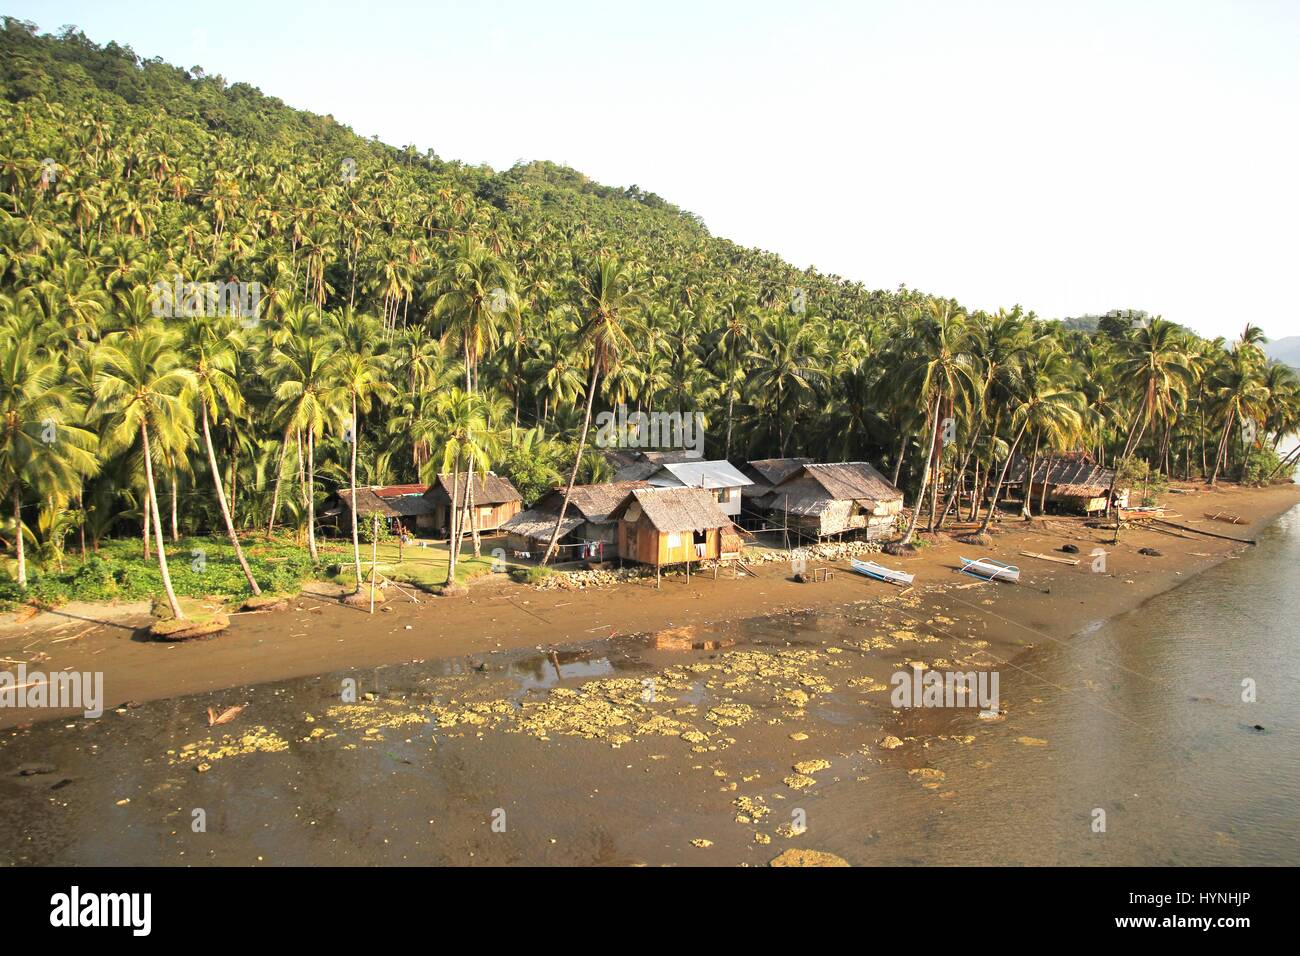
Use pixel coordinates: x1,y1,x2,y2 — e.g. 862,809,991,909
1,482,1297,866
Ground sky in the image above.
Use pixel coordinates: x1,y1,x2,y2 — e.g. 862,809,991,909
8,0,1299,342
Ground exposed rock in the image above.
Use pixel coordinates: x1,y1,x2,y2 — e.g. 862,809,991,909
150,615,229,641
769,848,850,867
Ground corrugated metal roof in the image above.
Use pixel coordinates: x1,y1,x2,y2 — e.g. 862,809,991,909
372,484,429,498
651,460,753,490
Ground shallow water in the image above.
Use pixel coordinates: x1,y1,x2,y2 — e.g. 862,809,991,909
866,503,1300,864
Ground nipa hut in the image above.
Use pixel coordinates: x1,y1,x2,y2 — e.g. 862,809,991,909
763,462,904,539
613,459,752,517
1004,452,1128,514
739,457,814,504
501,480,651,561
609,486,743,582
422,472,522,536
319,484,436,535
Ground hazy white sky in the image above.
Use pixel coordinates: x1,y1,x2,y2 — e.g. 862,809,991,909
11,0,1300,341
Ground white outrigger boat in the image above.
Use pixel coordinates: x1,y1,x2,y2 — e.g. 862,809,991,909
959,555,1020,583
851,558,915,587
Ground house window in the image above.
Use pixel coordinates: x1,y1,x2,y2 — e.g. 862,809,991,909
667,533,681,549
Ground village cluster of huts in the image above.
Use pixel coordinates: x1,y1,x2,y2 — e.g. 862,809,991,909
319,449,909,575
319,447,1129,577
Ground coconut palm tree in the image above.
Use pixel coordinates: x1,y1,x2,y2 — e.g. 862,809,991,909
542,256,643,565
92,325,196,618
181,311,261,594
0,332,98,585
978,351,1085,536
894,301,976,546
270,328,340,563
331,333,398,588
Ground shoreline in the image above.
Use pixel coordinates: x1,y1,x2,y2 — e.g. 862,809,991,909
2,480,1297,730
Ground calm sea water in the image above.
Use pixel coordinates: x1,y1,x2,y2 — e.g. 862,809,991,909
882,502,1300,865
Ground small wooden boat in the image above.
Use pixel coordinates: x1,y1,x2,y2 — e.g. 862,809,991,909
959,556,1021,583
851,558,914,586
1204,511,1246,525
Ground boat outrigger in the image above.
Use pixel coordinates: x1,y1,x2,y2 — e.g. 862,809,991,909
851,558,914,586
959,556,1020,583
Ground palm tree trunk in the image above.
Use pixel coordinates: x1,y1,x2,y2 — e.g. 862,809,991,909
445,460,462,585
1209,413,1234,486
937,423,982,529
978,421,1029,536
141,422,184,620
307,430,319,563
1107,412,1148,513
266,428,291,538
891,429,907,487
13,486,25,587
170,466,179,541
202,403,261,595
349,393,363,588
898,395,940,546
725,389,735,458
1022,434,1040,518
543,367,599,565
142,485,150,560
466,467,482,558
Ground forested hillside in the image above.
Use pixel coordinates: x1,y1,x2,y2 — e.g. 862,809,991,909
1,18,1297,608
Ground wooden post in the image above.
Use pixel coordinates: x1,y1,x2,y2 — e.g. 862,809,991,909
369,513,379,615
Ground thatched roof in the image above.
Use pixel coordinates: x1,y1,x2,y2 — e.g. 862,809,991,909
613,461,663,482
424,472,522,506
613,487,733,533
1005,453,1115,494
741,458,814,489
767,462,902,515
502,508,583,540
534,480,650,522
328,487,434,518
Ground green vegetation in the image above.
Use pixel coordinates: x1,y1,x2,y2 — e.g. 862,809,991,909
1,20,1299,611
509,564,554,586
320,539,503,590
0,536,313,610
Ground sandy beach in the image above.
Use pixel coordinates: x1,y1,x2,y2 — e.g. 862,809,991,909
1,481,1295,729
